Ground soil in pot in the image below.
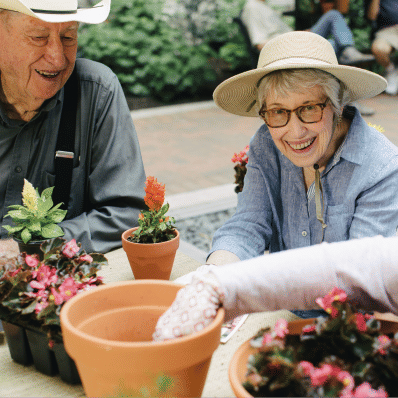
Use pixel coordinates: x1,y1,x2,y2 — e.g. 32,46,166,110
121,227,180,280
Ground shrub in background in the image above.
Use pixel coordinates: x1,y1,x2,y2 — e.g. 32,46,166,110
78,0,251,102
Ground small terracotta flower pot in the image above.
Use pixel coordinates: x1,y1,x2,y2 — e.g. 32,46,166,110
121,227,180,280
60,280,224,397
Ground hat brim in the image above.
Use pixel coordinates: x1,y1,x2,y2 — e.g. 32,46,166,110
213,62,387,117
0,0,110,23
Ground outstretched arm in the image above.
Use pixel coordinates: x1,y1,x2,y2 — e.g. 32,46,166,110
154,235,398,340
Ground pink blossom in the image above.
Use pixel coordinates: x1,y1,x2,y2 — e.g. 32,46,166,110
50,287,64,306
376,335,391,355
32,265,57,286
274,319,289,338
58,277,79,301
302,324,316,334
352,382,388,398
78,254,93,263
30,280,46,290
25,255,40,268
262,333,273,346
299,361,314,376
10,267,22,277
355,313,367,332
62,239,79,258
35,299,49,314
337,370,355,395
310,364,341,387
231,145,249,164
315,287,347,318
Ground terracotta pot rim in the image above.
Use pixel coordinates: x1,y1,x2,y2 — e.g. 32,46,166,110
61,280,225,348
121,227,179,246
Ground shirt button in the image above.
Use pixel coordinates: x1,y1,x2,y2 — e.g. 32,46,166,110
302,231,308,237
15,166,22,173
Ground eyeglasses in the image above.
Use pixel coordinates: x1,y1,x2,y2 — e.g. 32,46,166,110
259,98,330,128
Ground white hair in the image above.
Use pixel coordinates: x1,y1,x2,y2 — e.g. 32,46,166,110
256,69,352,118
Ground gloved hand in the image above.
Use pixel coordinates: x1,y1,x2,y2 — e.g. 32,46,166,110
152,266,225,341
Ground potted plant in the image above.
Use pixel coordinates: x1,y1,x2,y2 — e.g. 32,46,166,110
229,287,398,397
121,176,179,280
0,237,107,383
232,145,249,193
60,279,225,397
3,179,67,259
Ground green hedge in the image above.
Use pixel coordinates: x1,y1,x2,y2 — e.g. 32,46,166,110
78,0,250,102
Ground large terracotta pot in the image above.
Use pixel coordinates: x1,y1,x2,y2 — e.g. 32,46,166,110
121,227,180,280
60,280,225,397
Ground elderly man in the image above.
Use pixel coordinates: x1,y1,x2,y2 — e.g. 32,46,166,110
0,0,146,254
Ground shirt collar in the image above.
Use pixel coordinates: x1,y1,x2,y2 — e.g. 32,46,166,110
330,106,366,167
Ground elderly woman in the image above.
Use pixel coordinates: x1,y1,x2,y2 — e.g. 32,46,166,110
207,31,398,266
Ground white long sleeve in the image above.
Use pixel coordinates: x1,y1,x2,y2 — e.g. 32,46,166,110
211,235,398,320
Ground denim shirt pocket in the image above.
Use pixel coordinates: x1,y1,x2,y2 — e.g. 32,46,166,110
325,203,353,242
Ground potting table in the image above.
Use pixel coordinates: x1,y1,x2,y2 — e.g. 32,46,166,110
1,247,300,397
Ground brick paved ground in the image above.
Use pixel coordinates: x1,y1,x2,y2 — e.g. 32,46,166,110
132,93,398,195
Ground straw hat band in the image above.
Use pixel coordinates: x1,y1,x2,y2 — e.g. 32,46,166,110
259,57,337,71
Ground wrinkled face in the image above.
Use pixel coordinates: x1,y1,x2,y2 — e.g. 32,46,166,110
0,12,78,108
265,86,337,169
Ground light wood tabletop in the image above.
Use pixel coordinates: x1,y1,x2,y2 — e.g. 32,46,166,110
1,247,299,397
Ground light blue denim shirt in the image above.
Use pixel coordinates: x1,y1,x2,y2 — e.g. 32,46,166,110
210,107,398,260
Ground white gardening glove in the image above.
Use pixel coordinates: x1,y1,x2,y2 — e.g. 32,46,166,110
153,267,225,341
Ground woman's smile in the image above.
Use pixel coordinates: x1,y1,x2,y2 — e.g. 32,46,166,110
287,137,316,152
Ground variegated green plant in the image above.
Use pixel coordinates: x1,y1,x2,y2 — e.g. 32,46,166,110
3,179,67,244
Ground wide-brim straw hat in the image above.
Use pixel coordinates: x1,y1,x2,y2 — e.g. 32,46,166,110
213,31,387,117
0,0,110,23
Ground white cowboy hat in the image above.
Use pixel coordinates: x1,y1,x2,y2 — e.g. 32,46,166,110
213,31,387,117
0,0,110,23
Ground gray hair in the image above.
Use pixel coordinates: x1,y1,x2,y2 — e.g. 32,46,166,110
256,69,352,119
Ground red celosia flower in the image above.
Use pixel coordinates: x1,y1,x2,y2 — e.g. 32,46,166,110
354,313,367,332
144,176,165,211
62,239,80,258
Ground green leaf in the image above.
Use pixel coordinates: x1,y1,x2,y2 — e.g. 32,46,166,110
46,209,67,224
6,209,31,221
27,221,41,233
2,224,24,233
21,228,32,244
41,224,64,239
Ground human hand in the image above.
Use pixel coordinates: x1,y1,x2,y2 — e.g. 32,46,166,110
152,269,225,341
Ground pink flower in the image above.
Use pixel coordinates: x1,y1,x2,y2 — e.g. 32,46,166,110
58,277,79,301
30,280,46,290
32,265,57,287
376,335,391,355
35,298,49,314
62,239,80,258
355,313,367,332
315,287,347,318
78,254,93,263
337,370,355,395
302,324,316,334
310,364,341,387
352,382,388,398
231,145,249,164
50,287,64,306
274,319,289,338
262,333,273,346
299,361,314,376
25,255,40,268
